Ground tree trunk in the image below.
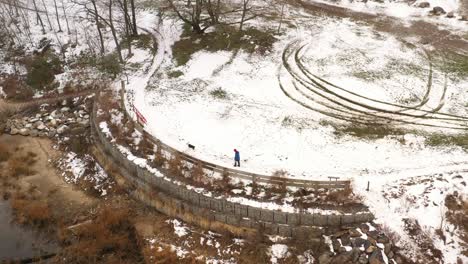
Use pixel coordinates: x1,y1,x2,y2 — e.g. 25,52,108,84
32,0,46,34
91,0,105,55
239,0,248,31
108,0,124,63
61,0,70,34
277,3,285,34
123,0,132,57
53,0,62,32
41,0,54,31
130,0,138,35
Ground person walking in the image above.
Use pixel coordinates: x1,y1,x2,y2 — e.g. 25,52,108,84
234,149,240,167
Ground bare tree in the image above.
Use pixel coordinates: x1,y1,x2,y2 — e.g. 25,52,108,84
167,0,211,34
53,0,62,32
106,0,123,63
32,0,46,34
129,0,137,35
61,0,71,34
41,0,54,31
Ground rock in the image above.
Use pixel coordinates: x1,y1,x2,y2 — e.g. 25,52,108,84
460,15,468,21
387,251,394,259
377,235,389,244
366,245,376,254
84,114,90,119
48,130,56,138
50,119,58,127
30,130,39,137
19,128,30,136
367,230,379,239
349,228,361,237
352,237,367,248
10,128,19,135
359,224,370,234
340,234,351,247
37,124,46,130
446,11,454,18
417,1,430,8
358,253,368,264
332,239,341,252
35,113,42,119
338,247,347,253
318,252,333,264
70,126,86,135
61,107,70,113
351,248,360,262
25,123,32,129
432,6,446,15
57,125,68,134
330,252,352,264
369,250,385,264
34,121,44,128
384,243,392,254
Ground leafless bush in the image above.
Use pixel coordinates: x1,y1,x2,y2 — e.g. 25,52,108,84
60,206,142,262
7,154,36,177
191,162,206,183
379,224,401,244
168,154,184,178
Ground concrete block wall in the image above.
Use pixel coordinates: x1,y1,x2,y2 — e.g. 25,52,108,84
92,109,374,237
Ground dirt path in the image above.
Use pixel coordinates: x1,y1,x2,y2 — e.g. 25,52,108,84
293,0,468,53
0,135,95,215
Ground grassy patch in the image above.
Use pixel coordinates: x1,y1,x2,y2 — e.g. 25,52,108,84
168,70,184,78
327,122,407,140
172,25,276,66
433,51,468,79
425,133,468,149
210,87,228,99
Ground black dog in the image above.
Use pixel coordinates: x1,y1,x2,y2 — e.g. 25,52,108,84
188,143,195,150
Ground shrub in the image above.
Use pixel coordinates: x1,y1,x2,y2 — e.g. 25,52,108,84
327,187,354,205
210,87,228,99
11,198,52,227
153,145,166,167
191,162,205,183
7,156,35,177
98,53,122,78
168,70,184,78
61,206,142,262
168,154,184,178
25,54,62,90
0,74,34,100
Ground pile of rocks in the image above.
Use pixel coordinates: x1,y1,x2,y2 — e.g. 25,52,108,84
319,223,401,264
3,105,90,138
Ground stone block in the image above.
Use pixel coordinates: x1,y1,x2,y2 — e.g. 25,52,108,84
313,214,328,226
215,213,227,223
273,211,287,224
342,214,355,225
301,214,314,226
223,201,235,214
235,204,249,217
227,215,240,226
247,207,261,220
287,213,300,226
278,225,292,237
328,215,341,226
263,222,278,235
260,210,274,222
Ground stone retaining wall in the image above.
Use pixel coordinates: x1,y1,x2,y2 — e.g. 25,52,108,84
92,102,374,237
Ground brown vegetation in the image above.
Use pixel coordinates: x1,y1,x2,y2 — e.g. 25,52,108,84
0,142,9,162
60,206,143,263
6,152,37,177
11,197,52,227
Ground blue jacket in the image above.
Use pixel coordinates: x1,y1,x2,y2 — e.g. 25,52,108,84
234,151,240,161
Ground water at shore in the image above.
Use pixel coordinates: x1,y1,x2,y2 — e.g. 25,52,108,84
0,200,59,261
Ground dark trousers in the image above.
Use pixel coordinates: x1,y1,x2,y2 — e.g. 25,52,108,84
234,160,240,167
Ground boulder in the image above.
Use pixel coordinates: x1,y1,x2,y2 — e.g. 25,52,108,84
19,128,30,136
377,235,389,244
446,11,455,18
358,253,368,264
48,130,56,138
57,125,69,134
61,107,70,113
318,252,332,264
352,237,367,248
37,124,46,130
432,6,446,15
417,1,430,8
10,128,19,135
349,228,362,237
330,252,352,264
365,245,376,254
369,250,385,264
30,130,39,137
384,243,392,254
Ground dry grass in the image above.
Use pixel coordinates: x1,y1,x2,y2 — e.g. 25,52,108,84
445,193,468,256
60,206,143,263
0,142,9,162
6,153,37,177
191,162,206,183
168,154,184,178
11,197,52,227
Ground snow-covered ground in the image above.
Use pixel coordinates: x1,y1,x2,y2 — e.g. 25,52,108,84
126,16,468,181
